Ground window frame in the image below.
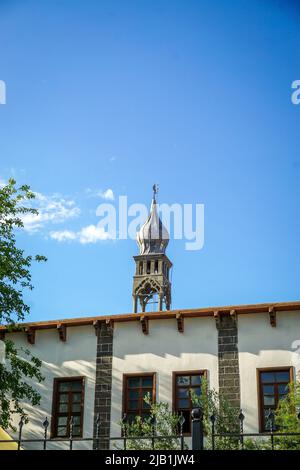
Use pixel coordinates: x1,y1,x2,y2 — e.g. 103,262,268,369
172,370,207,436
51,376,85,438
257,366,294,432
122,373,156,423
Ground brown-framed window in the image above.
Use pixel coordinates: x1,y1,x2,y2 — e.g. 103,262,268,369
123,373,156,424
258,367,293,431
173,370,206,434
51,376,85,438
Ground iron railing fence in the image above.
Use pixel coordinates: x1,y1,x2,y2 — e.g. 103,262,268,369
108,412,186,450
0,412,187,450
0,415,96,450
1,408,300,450
192,407,300,450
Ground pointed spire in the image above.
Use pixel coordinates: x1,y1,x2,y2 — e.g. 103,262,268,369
136,185,169,255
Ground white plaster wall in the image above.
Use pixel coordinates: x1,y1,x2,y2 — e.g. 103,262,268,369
7,325,97,449
110,317,218,446
238,310,300,433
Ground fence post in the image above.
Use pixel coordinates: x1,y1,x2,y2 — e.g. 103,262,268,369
238,410,245,450
43,417,49,450
69,416,74,450
95,413,101,450
179,413,185,450
268,410,275,450
18,416,24,451
191,408,204,450
210,414,216,450
122,413,127,450
150,416,156,450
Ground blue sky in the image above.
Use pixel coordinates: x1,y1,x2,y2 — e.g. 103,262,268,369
0,0,299,322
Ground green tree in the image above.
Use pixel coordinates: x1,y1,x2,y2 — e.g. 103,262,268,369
0,178,46,429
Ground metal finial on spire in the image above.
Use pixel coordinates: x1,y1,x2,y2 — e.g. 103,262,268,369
152,184,159,201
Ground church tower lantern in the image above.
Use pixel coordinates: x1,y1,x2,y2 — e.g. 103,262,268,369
132,185,172,313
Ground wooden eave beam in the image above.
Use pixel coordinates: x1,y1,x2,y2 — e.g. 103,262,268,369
25,327,35,345
230,309,237,324
269,307,276,327
213,310,221,329
0,301,299,334
93,320,102,336
57,323,67,342
140,315,149,335
176,313,184,333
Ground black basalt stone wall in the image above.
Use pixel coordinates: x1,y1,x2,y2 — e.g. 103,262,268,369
217,314,241,410
93,323,113,449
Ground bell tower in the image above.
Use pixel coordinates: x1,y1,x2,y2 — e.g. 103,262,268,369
132,185,172,313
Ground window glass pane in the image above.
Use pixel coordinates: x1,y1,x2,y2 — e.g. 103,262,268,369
193,387,201,396
128,400,139,410
58,416,68,426
59,380,82,392
59,381,73,391
127,414,136,424
70,381,82,391
59,393,68,403
191,375,202,386
141,377,153,388
72,393,82,402
73,426,81,436
129,390,139,400
72,404,81,413
263,385,274,394
128,378,140,388
178,399,189,408
278,384,288,394
57,427,67,436
178,388,189,398
263,395,275,406
72,415,81,425
275,371,290,383
177,376,190,386
181,410,190,434
261,372,275,383
59,403,68,413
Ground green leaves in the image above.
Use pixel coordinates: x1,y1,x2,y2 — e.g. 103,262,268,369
120,396,186,450
0,179,47,324
0,339,44,430
0,179,45,429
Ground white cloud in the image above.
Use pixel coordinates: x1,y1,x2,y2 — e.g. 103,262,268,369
22,192,81,233
49,230,77,242
50,224,114,244
85,188,115,200
78,224,113,244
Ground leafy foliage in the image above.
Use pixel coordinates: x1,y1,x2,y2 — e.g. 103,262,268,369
0,339,44,430
273,378,300,450
191,378,240,450
119,394,187,450
0,179,45,429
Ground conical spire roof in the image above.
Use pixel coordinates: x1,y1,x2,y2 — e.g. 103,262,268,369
136,186,169,255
